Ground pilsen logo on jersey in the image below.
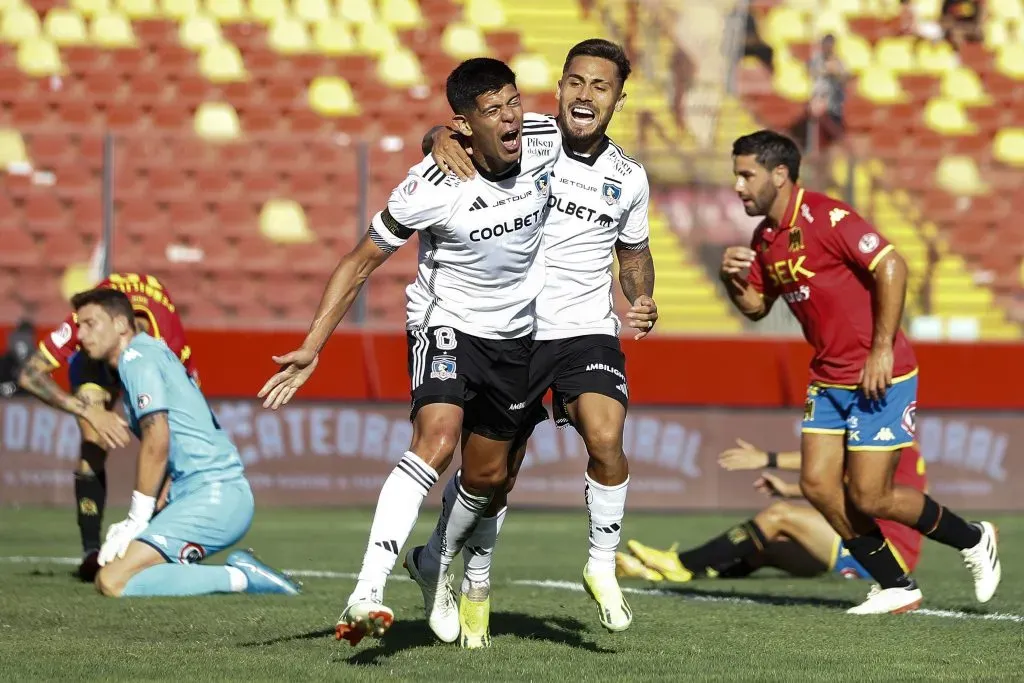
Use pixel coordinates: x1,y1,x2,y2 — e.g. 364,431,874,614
788,228,804,252
429,355,457,381
601,178,622,205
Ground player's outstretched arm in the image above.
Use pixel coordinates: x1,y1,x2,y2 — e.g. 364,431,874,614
718,438,801,471
754,472,803,499
258,233,392,410
861,248,908,400
16,351,130,448
616,243,657,340
720,246,773,321
98,411,168,566
424,125,475,181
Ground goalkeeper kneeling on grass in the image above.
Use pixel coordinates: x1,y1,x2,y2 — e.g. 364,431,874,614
617,438,925,581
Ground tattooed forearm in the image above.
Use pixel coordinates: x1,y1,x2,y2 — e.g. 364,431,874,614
17,352,89,418
616,244,655,303
137,411,170,497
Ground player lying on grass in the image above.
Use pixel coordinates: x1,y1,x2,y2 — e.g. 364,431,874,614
422,39,656,646
16,272,197,582
721,130,1000,614
39,287,299,598
259,58,560,646
618,439,925,582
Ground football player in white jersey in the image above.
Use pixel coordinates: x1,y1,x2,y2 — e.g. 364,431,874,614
257,58,561,646
423,39,657,646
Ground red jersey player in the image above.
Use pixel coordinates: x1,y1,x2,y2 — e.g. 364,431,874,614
16,271,196,582
619,441,927,582
716,130,999,615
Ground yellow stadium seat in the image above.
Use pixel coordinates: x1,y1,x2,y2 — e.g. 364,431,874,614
463,0,503,29
935,156,986,195
206,0,245,22
832,0,864,15
260,199,313,243
378,0,421,28
989,0,1023,20
308,75,358,116
911,0,940,20
338,0,375,24
773,58,811,101
198,42,247,82
441,22,487,60
924,97,975,135
940,67,991,106
811,10,848,37
377,48,423,87
249,0,286,23
194,101,241,141
355,20,397,55
856,65,906,103
995,43,1024,80
874,36,915,72
117,0,157,19
294,0,330,23
2,6,41,42
760,7,808,47
91,12,137,47
983,19,1009,51
179,14,222,50
915,38,957,73
162,0,199,19
16,37,62,76
836,33,871,74
71,0,111,18
993,128,1024,167
268,16,311,54
0,129,28,168
312,17,354,54
510,52,551,93
44,8,88,46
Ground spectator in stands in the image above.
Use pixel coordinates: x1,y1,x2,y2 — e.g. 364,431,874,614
0,319,35,398
804,34,848,151
941,0,984,51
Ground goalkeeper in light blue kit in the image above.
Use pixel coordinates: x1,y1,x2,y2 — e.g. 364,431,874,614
64,287,300,598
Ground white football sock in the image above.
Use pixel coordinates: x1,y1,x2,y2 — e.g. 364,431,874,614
422,470,491,581
585,473,629,575
225,566,248,593
351,451,438,602
462,505,507,589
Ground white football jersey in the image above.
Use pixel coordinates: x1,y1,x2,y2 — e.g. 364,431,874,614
369,113,561,340
534,136,650,340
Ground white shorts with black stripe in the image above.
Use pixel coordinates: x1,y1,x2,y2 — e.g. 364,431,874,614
406,325,531,440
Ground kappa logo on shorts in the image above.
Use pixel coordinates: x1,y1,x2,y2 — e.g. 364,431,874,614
873,427,896,442
901,401,917,437
179,542,206,564
429,354,457,381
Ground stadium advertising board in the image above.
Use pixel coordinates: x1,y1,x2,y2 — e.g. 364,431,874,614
1,398,1018,511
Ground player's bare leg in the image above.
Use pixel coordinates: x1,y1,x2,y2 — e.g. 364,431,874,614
846,449,1000,603
567,394,632,632
73,385,111,582
339,404,460,645
800,432,922,614
411,430,507,644
755,503,840,576
94,541,165,597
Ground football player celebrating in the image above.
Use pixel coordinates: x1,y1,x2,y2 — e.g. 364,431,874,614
17,272,197,582
424,39,655,645
719,130,1000,614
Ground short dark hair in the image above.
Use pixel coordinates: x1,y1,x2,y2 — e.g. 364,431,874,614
562,38,632,85
446,58,518,115
71,287,135,323
732,130,801,182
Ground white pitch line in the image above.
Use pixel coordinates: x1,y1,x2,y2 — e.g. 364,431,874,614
3,556,1022,624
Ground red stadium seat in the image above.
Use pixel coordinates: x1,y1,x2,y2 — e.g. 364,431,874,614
0,228,38,267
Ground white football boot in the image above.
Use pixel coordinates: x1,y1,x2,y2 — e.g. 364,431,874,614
960,521,1001,603
847,582,923,615
404,545,460,643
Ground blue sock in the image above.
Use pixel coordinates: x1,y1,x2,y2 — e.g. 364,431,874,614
121,564,241,597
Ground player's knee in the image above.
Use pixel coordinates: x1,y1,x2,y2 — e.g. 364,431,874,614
799,474,833,508
460,464,507,495
757,501,795,538
580,423,622,461
846,480,894,519
94,567,126,598
410,418,461,469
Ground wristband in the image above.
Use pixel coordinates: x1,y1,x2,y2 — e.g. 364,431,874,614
128,490,157,523
766,451,779,469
